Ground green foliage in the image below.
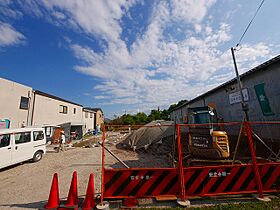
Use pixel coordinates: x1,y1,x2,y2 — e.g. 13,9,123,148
168,99,188,111
122,114,134,125
109,99,188,125
109,109,170,125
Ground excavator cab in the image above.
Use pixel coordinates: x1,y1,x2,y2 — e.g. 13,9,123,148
187,106,230,159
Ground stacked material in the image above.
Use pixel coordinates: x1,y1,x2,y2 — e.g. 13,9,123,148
121,120,174,150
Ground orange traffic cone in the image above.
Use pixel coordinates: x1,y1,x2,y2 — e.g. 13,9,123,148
44,173,60,209
82,173,96,210
65,171,78,208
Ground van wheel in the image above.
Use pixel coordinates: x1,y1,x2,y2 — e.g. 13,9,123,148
33,151,43,162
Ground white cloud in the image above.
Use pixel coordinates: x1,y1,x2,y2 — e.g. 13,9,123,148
67,1,272,113
16,0,141,43
0,21,25,46
3,0,274,114
171,0,216,23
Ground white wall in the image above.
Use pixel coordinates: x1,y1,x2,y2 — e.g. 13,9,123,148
0,78,33,128
32,94,83,126
83,110,95,131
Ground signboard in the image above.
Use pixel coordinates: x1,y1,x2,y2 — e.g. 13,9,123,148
0,119,10,129
229,89,249,105
254,83,274,116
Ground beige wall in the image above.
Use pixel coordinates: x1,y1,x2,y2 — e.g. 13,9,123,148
95,110,104,126
83,110,95,131
32,94,83,126
0,78,33,128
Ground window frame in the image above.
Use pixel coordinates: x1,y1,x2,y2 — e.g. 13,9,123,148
59,105,68,114
19,96,29,110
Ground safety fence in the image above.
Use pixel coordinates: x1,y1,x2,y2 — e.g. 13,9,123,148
100,121,280,206
103,163,280,198
43,121,280,209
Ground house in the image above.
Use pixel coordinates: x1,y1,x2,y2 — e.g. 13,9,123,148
91,108,104,129
83,107,96,132
31,90,84,140
0,77,105,140
170,55,280,140
0,78,33,128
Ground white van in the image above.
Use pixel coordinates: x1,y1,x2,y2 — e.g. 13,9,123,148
0,127,46,169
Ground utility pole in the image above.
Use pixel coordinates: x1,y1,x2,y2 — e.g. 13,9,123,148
231,47,249,121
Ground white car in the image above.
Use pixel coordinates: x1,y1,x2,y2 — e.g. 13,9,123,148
0,127,46,170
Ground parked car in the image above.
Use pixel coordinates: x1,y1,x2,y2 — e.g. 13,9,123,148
0,127,46,169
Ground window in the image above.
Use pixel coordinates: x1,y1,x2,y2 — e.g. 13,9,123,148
59,105,68,114
33,131,44,141
0,134,10,148
45,127,51,137
15,132,31,144
85,112,88,118
73,108,76,114
90,113,93,118
20,96,29,110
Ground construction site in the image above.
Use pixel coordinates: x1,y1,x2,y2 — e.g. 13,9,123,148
1,55,280,209
39,114,279,209
1,1,280,210
0,109,279,209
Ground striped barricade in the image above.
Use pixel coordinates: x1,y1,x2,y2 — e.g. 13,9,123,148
104,168,179,198
183,162,280,197
103,163,280,199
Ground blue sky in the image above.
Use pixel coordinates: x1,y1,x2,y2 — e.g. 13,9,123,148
0,0,279,118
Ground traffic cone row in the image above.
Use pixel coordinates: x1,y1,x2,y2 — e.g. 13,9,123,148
44,172,96,210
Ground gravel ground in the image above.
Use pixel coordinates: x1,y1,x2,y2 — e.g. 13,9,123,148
0,146,103,210
0,132,172,210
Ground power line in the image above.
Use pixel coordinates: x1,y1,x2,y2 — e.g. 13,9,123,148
236,0,266,47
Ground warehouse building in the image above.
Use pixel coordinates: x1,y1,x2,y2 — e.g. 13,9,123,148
170,55,280,140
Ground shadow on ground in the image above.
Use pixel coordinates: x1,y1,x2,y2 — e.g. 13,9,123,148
0,200,46,209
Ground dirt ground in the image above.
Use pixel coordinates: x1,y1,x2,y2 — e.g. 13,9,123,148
0,132,171,210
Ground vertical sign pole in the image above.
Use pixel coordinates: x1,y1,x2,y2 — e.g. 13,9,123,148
101,125,106,205
231,47,249,121
176,124,186,201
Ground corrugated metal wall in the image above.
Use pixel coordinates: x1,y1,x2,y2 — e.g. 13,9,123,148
171,61,280,140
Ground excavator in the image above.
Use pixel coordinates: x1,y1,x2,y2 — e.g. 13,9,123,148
187,106,230,159
174,106,232,166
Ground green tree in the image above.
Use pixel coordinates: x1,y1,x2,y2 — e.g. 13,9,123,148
122,114,135,125
134,112,148,124
148,109,161,121
161,109,170,120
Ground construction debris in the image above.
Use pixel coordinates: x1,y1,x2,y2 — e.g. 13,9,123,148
120,120,174,150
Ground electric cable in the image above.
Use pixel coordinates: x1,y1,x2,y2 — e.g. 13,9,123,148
236,0,266,48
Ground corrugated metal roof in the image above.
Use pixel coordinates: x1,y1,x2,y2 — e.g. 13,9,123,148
170,54,280,112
